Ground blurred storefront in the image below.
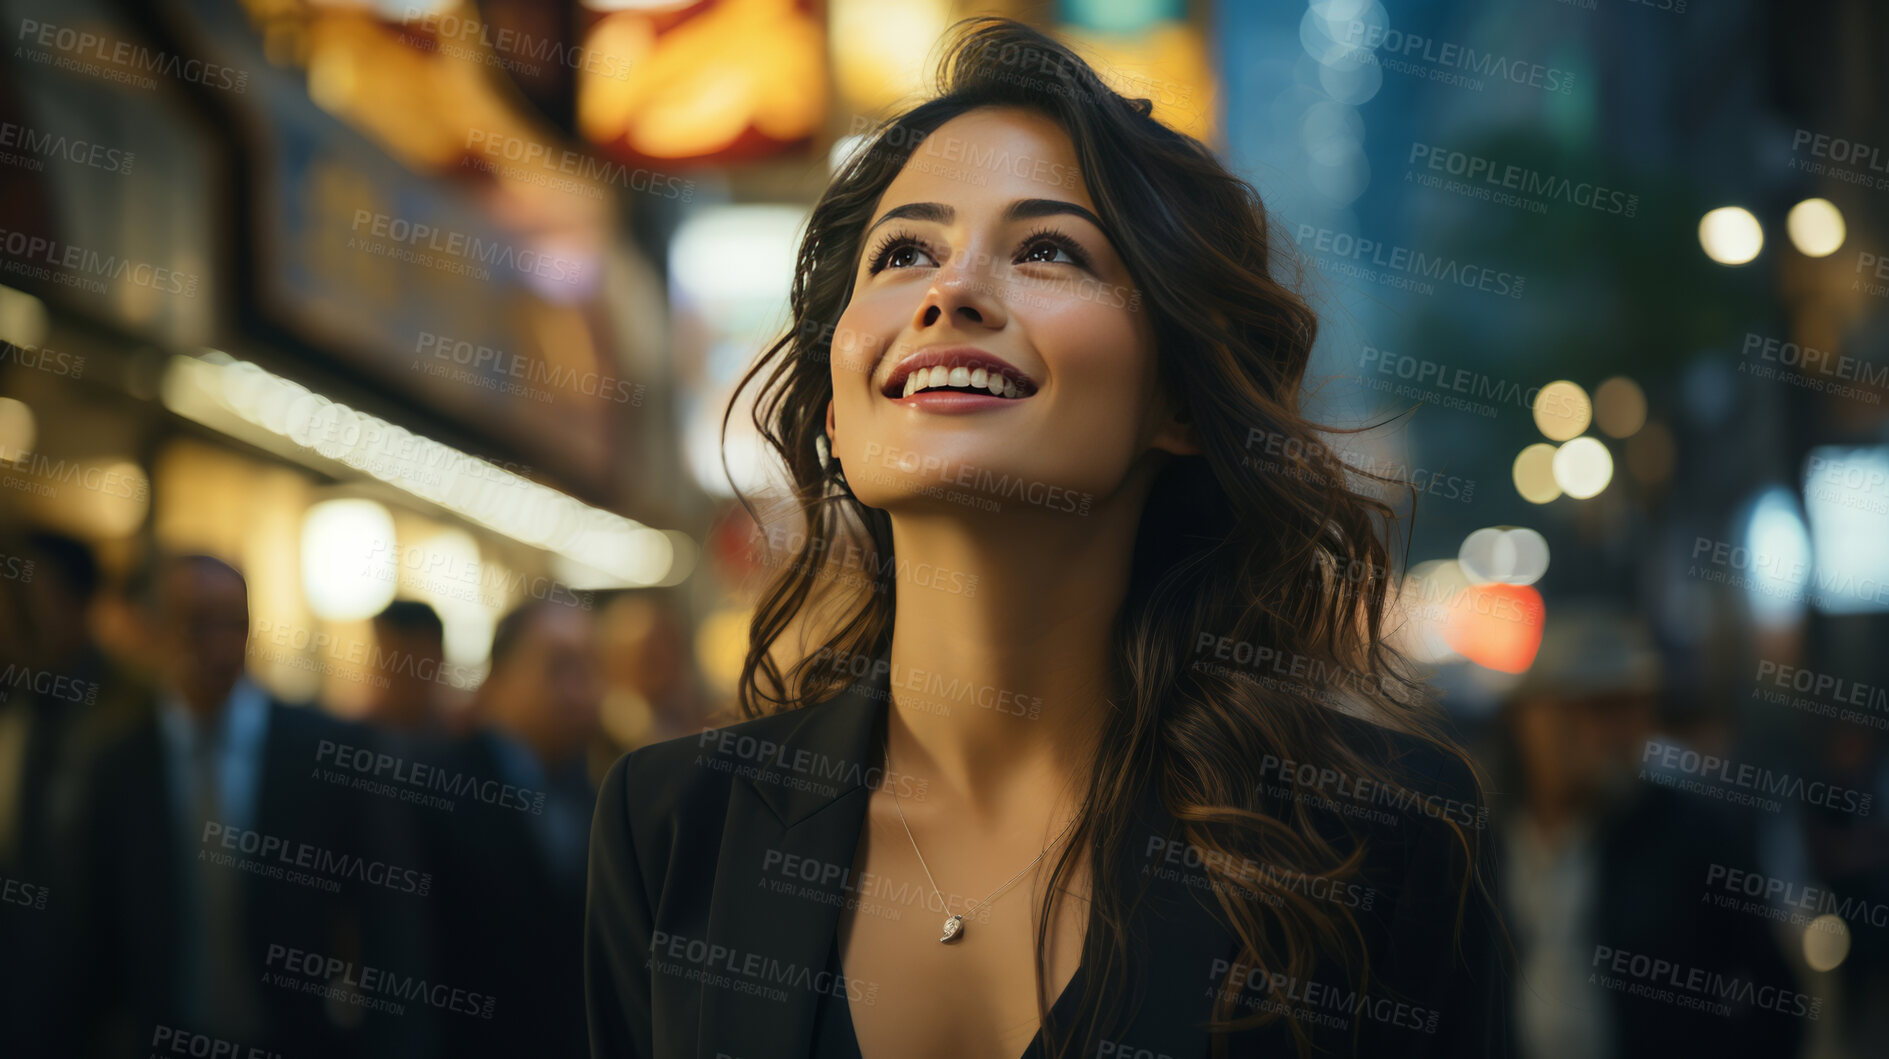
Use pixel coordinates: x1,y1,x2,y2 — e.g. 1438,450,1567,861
0,0,693,715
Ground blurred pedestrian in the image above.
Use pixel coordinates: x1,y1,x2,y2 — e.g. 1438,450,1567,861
431,597,601,1059
1488,606,1806,1059
60,554,420,1057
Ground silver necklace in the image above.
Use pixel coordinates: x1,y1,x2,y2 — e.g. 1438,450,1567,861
880,728,1081,944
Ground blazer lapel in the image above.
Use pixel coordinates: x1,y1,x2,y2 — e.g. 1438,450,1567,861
697,662,890,1057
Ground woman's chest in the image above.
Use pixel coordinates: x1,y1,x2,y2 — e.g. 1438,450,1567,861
831,805,1093,1059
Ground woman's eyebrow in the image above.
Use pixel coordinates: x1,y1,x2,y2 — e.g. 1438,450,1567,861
1003,198,1106,231
863,201,952,237
861,198,1108,239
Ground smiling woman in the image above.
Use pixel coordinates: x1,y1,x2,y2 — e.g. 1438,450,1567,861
586,16,1512,1059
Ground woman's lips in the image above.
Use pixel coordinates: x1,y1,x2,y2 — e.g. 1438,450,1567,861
895,389,1026,413
880,346,1037,400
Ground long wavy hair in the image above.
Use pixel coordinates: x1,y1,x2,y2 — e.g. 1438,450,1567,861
722,17,1492,1059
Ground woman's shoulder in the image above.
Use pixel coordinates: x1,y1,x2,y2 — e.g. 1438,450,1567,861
594,685,880,844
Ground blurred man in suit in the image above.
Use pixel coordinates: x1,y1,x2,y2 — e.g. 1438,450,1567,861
431,597,602,1059
1490,607,1806,1059
363,599,459,739
62,554,425,1057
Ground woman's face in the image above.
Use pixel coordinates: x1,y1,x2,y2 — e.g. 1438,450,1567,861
826,106,1193,517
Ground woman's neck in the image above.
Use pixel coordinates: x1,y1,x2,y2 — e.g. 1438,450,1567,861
878,501,1139,822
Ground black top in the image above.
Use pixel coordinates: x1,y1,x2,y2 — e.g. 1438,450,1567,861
586,654,1513,1058
808,928,1088,1058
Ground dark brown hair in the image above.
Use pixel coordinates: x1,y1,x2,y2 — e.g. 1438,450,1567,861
723,17,1492,1059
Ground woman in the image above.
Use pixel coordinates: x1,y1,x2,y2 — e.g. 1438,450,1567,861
587,17,1510,1059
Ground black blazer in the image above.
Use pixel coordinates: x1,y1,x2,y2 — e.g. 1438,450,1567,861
586,663,1513,1058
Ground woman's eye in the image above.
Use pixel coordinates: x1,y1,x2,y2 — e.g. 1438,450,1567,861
868,235,939,273
1020,240,1076,265
886,244,935,269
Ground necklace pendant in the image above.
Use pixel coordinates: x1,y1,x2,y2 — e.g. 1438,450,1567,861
939,914,965,943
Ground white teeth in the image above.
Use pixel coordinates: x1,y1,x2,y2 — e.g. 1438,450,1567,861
898,361,1029,398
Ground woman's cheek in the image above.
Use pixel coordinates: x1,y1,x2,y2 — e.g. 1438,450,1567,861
827,306,874,380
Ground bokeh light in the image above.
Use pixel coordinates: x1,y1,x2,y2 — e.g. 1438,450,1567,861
1699,206,1763,265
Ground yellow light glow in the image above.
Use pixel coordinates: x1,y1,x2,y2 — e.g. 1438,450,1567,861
1593,376,1647,438
1552,437,1614,499
579,0,825,160
1533,380,1592,441
163,352,678,587
1803,914,1849,972
1064,22,1218,142
1786,198,1846,257
829,0,952,111
0,397,35,460
0,285,49,348
1699,206,1763,265
1513,443,1561,504
302,499,399,622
